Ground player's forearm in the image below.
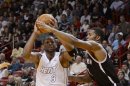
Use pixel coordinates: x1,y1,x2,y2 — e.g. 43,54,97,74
60,41,74,52
51,29,77,50
23,32,38,60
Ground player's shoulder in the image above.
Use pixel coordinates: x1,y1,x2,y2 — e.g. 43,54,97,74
87,40,103,50
55,52,61,55
85,40,99,45
31,51,42,58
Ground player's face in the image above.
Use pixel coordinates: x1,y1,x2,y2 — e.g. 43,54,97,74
86,30,98,41
43,37,57,52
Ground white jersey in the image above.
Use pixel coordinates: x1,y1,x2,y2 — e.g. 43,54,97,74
36,52,68,86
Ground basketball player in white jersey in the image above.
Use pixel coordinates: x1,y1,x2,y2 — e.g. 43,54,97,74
23,25,73,86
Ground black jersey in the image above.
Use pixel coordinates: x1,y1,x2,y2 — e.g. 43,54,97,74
85,51,121,86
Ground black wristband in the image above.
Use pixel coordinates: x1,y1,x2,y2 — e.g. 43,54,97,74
68,48,77,57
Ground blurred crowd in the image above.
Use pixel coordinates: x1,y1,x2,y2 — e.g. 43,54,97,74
0,0,130,86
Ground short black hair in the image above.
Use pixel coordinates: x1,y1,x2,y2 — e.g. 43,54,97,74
42,34,56,44
92,27,104,41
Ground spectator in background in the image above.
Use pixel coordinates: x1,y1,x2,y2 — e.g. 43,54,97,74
1,19,8,28
79,20,89,39
110,0,125,24
112,32,127,63
102,40,113,56
102,27,109,40
10,42,23,59
55,11,62,24
70,55,87,75
8,58,22,74
80,20,89,33
101,1,112,26
125,26,130,41
69,24,78,38
117,70,129,86
80,10,91,25
91,7,101,23
73,16,81,31
24,22,33,35
61,3,68,16
0,62,10,79
118,15,130,38
106,19,114,34
20,33,28,43
108,25,120,45
110,0,124,11
112,32,126,52
127,52,130,69
2,25,12,43
66,9,73,24
68,0,75,9
6,75,16,86
0,25,6,37
89,0,102,13
121,61,130,81
22,67,33,86
0,50,5,63
72,3,81,17
69,55,92,86
59,14,70,31
0,67,9,79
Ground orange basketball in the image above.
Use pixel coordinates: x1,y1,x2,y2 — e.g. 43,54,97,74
35,14,56,33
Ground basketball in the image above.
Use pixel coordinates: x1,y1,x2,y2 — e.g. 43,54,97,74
35,14,56,33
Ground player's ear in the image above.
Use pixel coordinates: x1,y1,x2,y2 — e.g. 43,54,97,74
55,43,57,49
96,36,100,41
41,44,44,49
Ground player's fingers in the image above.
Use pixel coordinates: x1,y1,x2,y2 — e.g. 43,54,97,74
47,19,55,26
36,20,46,28
48,19,58,29
36,20,44,25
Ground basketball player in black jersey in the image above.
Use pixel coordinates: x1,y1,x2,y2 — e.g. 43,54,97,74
36,20,122,86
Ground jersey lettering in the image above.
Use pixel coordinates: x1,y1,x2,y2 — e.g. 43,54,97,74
51,74,56,83
40,66,56,74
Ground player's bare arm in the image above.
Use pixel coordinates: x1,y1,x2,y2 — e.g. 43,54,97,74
36,21,92,51
36,21,106,61
22,25,42,66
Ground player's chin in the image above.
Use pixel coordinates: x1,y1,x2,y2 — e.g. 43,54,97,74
86,39,93,41
86,39,89,41
48,49,56,52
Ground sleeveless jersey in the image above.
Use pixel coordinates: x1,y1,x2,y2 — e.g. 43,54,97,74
85,50,121,86
36,52,68,86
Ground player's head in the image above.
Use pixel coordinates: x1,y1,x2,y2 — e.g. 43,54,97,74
42,35,57,53
87,27,104,42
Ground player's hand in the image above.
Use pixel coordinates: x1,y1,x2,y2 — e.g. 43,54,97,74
36,20,53,33
33,24,42,35
53,19,58,29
